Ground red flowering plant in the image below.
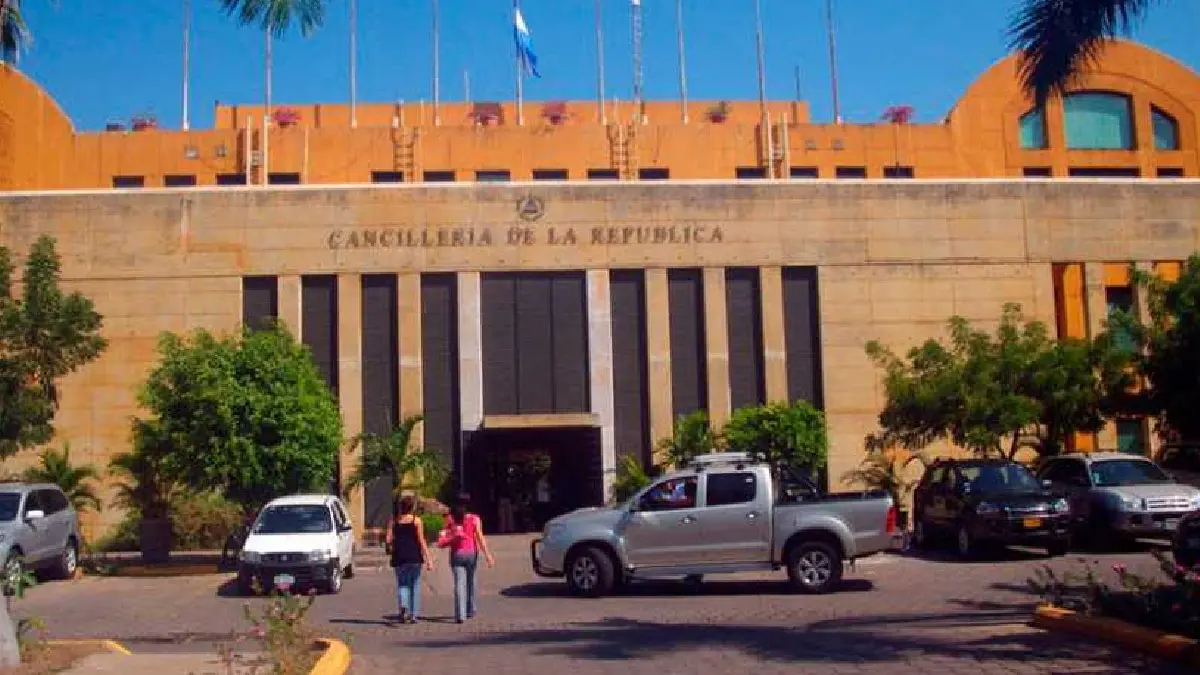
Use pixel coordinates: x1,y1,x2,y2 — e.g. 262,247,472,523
272,107,302,128
1029,552,1200,639
218,580,319,675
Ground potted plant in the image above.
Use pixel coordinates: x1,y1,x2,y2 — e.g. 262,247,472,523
131,113,158,131
110,420,180,564
707,101,731,123
471,102,504,126
842,449,925,530
272,107,301,128
542,101,569,125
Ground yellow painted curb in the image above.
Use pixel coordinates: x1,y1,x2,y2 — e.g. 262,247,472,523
46,639,133,656
309,638,351,675
1032,605,1200,667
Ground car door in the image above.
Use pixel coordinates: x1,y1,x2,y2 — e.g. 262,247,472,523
18,491,51,563
1043,459,1093,524
331,500,354,565
921,466,952,533
620,475,704,568
699,470,771,564
38,490,71,555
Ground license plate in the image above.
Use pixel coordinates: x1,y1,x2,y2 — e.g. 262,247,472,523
272,573,295,589
1023,518,1043,529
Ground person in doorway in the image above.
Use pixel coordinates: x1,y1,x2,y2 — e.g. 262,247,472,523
437,494,495,623
385,495,433,625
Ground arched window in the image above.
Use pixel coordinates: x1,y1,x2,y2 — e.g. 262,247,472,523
1152,107,1180,150
1019,108,1047,149
1064,92,1135,150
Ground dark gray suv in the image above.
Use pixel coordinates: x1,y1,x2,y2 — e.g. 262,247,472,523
0,483,82,582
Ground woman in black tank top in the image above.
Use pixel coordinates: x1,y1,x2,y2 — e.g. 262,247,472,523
385,495,432,624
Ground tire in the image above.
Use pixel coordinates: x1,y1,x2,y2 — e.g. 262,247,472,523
236,574,256,596
786,541,843,595
344,562,355,579
323,561,343,595
2,550,21,597
913,518,933,550
565,546,615,598
956,525,977,560
52,538,78,580
1046,539,1070,557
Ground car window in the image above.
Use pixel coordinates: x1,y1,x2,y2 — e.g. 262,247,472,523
925,466,949,489
22,491,41,516
0,494,19,522
1091,459,1171,487
252,505,335,534
957,464,1041,493
332,502,349,529
705,472,757,507
639,476,698,512
39,489,68,514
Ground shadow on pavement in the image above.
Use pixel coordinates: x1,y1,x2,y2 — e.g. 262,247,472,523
501,578,873,599
401,615,1185,673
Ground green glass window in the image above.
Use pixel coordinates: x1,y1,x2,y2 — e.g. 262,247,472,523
1116,419,1146,455
1019,108,1047,149
1152,107,1180,150
1064,92,1134,150
1106,286,1136,352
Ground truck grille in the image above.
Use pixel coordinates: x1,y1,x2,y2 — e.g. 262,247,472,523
1006,504,1050,516
262,552,307,564
1146,497,1191,511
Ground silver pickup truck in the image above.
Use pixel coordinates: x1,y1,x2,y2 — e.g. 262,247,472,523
531,452,899,596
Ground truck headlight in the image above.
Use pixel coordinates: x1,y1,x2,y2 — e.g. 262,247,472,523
976,502,1000,516
1189,494,1200,510
239,550,262,564
308,550,331,563
1050,498,1070,514
1117,495,1145,512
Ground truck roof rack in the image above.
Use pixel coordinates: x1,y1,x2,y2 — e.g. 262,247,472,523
687,452,753,470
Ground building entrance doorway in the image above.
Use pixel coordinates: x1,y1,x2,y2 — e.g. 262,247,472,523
464,425,603,534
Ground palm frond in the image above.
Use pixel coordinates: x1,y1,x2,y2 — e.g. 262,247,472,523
0,1,30,65
22,443,103,513
218,0,327,38
1008,0,1158,106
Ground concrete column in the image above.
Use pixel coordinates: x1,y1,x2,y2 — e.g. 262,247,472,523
587,271,617,499
397,273,424,445
278,275,302,337
703,268,732,425
1134,262,1162,457
645,269,674,460
336,274,365,530
458,272,484,431
1084,262,1116,451
760,266,788,403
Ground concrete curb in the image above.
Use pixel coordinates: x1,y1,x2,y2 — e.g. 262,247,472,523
310,638,351,675
1032,605,1200,667
47,639,133,656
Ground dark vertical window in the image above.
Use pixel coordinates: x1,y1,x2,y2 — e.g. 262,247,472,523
1117,419,1147,455
835,167,867,179
668,269,708,419
476,170,511,182
164,174,197,187
883,166,914,178
639,168,670,180
421,274,461,476
371,171,404,183
735,167,767,179
112,175,145,188
550,274,590,413
423,170,456,182
217,173,248,186
1157,167,1185,178
789,167,819,179
1106,286,1136,352
611,271,650,467
725,268,765,410
268,172,302,185
1023,167,1053,177
361,275,398,527
1068,167,1140,177
587,169,620,180
301,275,340,397
533,169,569,180
782,267,824,408
241,277,278,332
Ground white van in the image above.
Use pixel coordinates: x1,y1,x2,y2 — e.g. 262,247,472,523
236,494,356,595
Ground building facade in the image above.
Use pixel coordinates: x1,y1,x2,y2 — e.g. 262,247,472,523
1,41,1199,536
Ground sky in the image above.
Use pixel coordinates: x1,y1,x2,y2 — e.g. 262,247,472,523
16,0,1200,131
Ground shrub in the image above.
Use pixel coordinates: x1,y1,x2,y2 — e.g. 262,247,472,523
94,490,243,552
421,513,445,542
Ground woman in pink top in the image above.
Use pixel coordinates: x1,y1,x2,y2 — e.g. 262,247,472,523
438,494,494,623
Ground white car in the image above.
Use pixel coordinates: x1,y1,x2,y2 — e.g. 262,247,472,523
236,494,356,595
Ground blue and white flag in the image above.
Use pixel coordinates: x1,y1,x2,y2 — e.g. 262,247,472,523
514,7,541,78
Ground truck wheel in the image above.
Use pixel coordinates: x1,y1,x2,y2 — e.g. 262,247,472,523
913,519,933,550
1046,539,1070,557
53,537,79,580
956,525,977,559
786,542,843,595
565,546,615,598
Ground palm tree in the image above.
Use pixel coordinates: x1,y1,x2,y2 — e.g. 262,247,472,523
344,414,448,502
218,0,328,126
1010,0,1158,106
0,1,30,65
21,443,102,514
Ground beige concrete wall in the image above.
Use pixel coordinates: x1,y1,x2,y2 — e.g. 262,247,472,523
1,181,1197,533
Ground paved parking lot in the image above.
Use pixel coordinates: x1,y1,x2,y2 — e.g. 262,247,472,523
20,536,1191,674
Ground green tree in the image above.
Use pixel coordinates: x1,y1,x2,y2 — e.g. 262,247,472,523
655,411,720,469
723,401,829,473
0,236,107,460
866,303,1128,459
0,1,29,65
21,443,101,514
135,325,343,513
610,455,653,504
344,414,448,501
1010,0,1157,106
842,450,927,509
1106,255,1200,444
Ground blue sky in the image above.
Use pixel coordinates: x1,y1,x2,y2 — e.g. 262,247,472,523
18,0,1200,131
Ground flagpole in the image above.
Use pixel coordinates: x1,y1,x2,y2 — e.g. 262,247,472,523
182,0,191,130
433,0,441,126
514,0,524,126
595,0,606,125
675,0,687,123
825,0,842,124
631,0,643,123
349,0,358,127
753,0,767,121
464,70,472,110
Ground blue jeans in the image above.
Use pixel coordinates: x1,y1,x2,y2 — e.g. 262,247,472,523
450,552,479,621
393,563,422,619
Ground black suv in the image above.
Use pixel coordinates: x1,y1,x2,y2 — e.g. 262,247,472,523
912,459,1071,558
